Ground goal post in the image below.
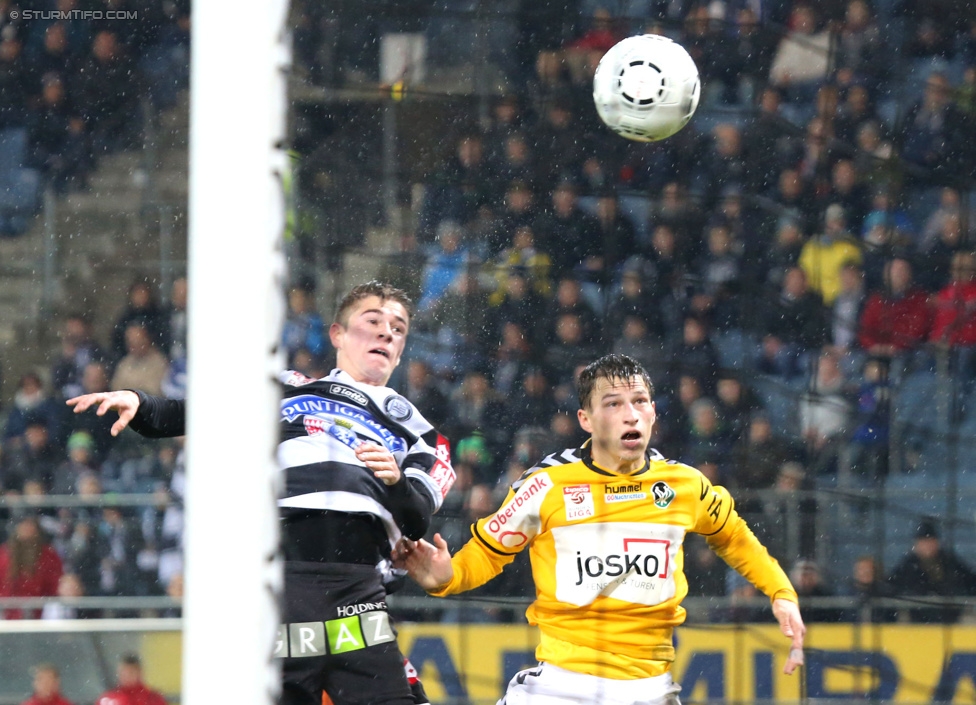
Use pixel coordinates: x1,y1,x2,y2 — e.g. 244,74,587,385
184,0,290,702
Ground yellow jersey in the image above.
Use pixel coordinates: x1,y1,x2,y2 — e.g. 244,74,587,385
429,444,798,679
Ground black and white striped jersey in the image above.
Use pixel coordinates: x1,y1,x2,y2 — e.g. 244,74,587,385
277,369,455,548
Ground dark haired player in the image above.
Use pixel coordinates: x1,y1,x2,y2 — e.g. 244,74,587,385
396,353,805,705
69,281,454,705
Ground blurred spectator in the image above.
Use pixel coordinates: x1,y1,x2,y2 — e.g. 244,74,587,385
830,261,865,352
110,280,167,361
3,371,64,446
546,276,600,347
715,371,758,443
66,362,116,464
606,266,663,342
417,220,476,313
929,251,976,352
51,314,107,401
790,558,841,622
488,270,547,352
504,367,557,446
758,267,828,378
76,30,141,155
848,358,891,482
531,94,586,186
110,323,169,397
612,314,669,385
683,533,728,598
858,258,932,361
651,181,705,254
545,312,599,388
684,398,730,470
1,420,61,493
834,0,885,83
534,181,601,280
489,321,533,397
486,225,552,304
422,271,491,375
671,315,719,391
51,431,96,495
726,8,778,106
742,87,793,193
762,218,806,293
281,285,327,364
825,160,871,235
839,555,897,623
19,663,74,705
0,515,63,619
0,31,28,128
417,134,492,244
799,204,863,305
834,84,880,147
404,359,448,428
445,371,506,446
693,221,743,330
853,121,895,187
40,571,98,620
489,131,537,198
26,72,90,193
768,4,832,101
97,506,153,600
919,187,966,253
800,350,852,470
898,72,968,177
896,0,963,59
591,189,637,288
731,413,802,496
96,654,166,705
163,276,188,360
700,124,749,209
918,212,965,291
770,168,818,237
887,518,976,623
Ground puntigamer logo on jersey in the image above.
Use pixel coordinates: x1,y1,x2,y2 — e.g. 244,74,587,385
651,481,675,508
604,481,646,503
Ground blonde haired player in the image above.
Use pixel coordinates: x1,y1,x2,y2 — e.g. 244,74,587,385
396,353,805,704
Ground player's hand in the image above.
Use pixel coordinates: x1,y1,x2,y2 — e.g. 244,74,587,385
773,598,806,675
65,390,141,437
356,442,401,485
392,533,453,591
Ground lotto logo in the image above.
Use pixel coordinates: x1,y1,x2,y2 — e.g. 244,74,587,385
275,609,395,658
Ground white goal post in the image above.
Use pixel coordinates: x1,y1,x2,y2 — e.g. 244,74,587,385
184,0,290,702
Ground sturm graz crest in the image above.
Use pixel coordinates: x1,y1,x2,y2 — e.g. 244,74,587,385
651,481,675,508
383,394,412,421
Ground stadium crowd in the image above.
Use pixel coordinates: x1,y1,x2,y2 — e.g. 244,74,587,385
2,0,976,631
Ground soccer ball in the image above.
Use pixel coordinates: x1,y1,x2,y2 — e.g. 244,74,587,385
593,34,701,143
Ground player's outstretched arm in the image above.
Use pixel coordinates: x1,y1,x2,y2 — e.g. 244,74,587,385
393,533,453,591
66,390,141,437
773,598,806,674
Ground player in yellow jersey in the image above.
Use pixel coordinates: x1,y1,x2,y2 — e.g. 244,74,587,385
395,353,805,705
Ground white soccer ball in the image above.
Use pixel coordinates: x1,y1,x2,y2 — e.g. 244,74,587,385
593,34,701,143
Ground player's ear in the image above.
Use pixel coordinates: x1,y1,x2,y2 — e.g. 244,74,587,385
578,407,592,434
329,321,345,348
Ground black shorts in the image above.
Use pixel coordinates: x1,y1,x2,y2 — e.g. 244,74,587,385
278,562,414,705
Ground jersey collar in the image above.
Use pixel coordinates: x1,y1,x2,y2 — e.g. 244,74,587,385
580,440,651,478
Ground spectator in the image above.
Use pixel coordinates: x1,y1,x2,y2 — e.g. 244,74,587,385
486,225,552,304
834,0,885,84
789,558,841,622
110,280,167,361
834,84,880,147
918,211,965,292
839,555,897,623
758,267,828,378
731,413,802,497
445,370,506,445
800,350,852,472
65,362,115,464
830,261,865,353
488,131,537,198
51,431,96,495
3,372,65,446
715,371,758,443
26,72,90,193
162,276,188,360
919,187,966,254
545,276,600,347
403,359,448,428
76,30,141,155
1,420,62,494
848,358,891,482
671,315,720,391
110,323,169,397
531,94,586,186
488,269,547,352
825,160,871,236
768,4,832,101
590,189,637,292
96,654,166,705
422,271,491,376
417,220,475,313
693,221,743,330
886,518,976,623
762,218,806,293
742,87,793,193
504,366,557,445
51,314,107,401
929,251,976,359
41,571,98,620
0,32,29,128
799,204,864,306
726,8,778,106
606,266,663,343
281,285,327,364
611,314,669,385
96,506,152,600
898,72,968,177
488,321,533,397
0,515,63,619
534,180,601,279
858,257,932,362
683,533,729,598
19,663,74,705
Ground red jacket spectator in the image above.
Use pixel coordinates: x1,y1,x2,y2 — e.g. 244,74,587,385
20,663,74,705
858,288,932,352
929,252,976,346
0,516,63,619
97,655,167,705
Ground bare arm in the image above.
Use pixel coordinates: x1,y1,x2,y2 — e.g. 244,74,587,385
66,390,141,437
773,598,806,675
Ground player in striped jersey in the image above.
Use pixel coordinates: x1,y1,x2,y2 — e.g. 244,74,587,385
68,282,453,705
396,353,805,705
